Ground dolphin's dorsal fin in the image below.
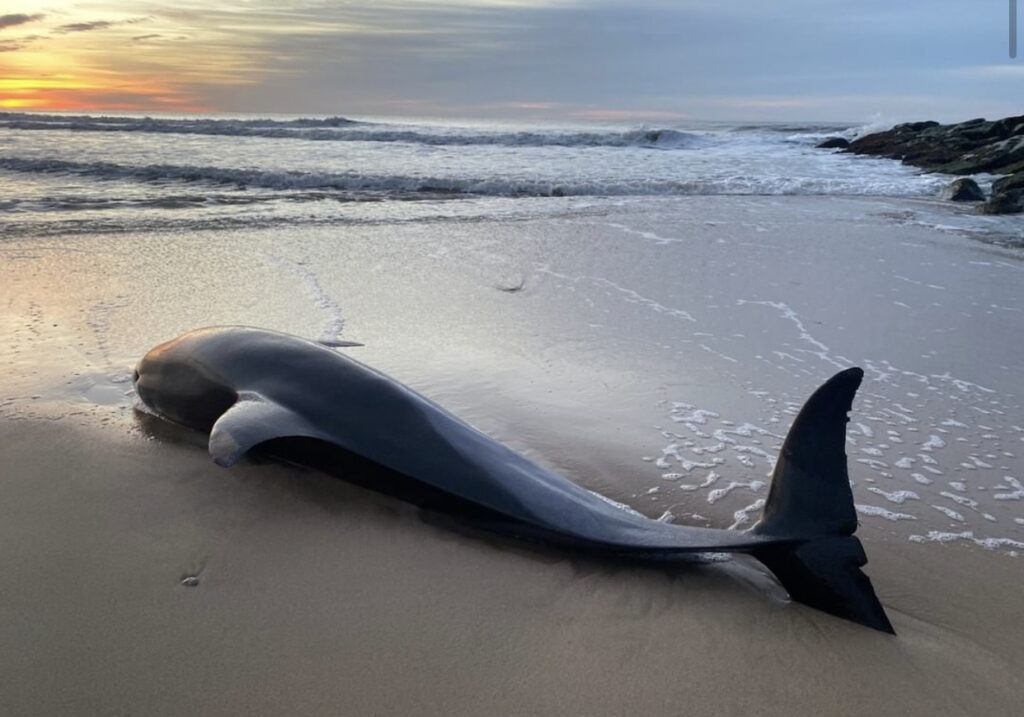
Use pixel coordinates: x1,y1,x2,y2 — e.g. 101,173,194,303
753,367,861,539
209,391,326,467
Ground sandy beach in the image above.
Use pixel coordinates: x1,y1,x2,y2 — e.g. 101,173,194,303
2,195,1022,715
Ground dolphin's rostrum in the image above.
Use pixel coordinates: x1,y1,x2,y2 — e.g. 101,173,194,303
134,326,894,633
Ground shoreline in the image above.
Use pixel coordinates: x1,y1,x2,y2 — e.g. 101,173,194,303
3,195,1022,540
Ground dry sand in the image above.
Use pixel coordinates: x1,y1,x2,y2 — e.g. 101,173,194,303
1,196,1022,715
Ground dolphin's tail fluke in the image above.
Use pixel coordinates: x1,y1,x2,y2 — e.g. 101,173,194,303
750,368,895,634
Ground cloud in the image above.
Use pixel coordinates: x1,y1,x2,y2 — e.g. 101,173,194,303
0,13,44,30
953,64,1024,78
54,21,115,34
0,32,45,52
54,17,151,35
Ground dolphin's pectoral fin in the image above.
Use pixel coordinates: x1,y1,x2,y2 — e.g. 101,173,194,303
209,391,325,467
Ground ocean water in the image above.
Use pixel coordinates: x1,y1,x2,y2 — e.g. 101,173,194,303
3,110,1018,242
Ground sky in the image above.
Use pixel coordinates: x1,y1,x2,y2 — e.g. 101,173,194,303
1,1,1022,122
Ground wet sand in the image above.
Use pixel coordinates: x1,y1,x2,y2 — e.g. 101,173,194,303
1,196,1022,715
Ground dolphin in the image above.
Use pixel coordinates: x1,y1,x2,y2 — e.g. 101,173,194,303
133,326,894,633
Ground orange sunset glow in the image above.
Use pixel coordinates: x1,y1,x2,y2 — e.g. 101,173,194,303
0,4,270,112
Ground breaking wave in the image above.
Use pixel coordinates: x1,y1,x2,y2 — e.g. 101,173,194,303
0,112,359,138
0,156,947,198
0,112,704,149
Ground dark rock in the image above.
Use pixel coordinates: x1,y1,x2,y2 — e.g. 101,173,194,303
942,178,985,202
980,188,1023,214
900,121,940,132
929,136,1024,174
992,170,1024,194
956,123,999,142
951,117,986,130
982,171,1024,214
994,159,1024,176
816,136,849,149
980,115,1024,140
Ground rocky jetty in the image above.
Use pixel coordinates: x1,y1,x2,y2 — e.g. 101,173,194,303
842,115,1024,214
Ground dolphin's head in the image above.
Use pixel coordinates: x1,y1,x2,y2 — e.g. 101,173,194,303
133,331,238,432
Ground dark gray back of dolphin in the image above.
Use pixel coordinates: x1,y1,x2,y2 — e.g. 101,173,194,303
134,327,894,633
